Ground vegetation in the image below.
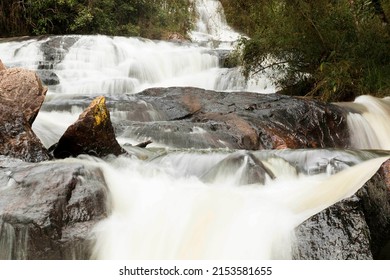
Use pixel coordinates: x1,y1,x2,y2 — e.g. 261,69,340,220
0,0,194,39
2,0,390,101
221,0,390,101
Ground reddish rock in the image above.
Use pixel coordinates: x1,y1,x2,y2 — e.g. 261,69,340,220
53,96,124,158
0,67,47,125
195,112,259,150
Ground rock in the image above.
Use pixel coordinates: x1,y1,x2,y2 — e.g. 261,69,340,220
0,101,50,162
164,32,189,43
124,88,349,149
37,35,79,76
356,159,390,259
201,151,275,185
0,66,50,162
0,59,5,71
0,67,47,125
293,196,373,260
294,159,390,260
0,156,108,259
36,70,60,86
53,96,125,159
40,88,350,150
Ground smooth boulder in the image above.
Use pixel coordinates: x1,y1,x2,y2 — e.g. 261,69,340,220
0,156,108,259
0,67,47,125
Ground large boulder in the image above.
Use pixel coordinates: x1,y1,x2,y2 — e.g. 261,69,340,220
0,67,47,125
0,156,108,259
293,196,373,259
0,66,50,162
356,159,390,259
42,87,350,150
53,96,125,158
294,159,390,260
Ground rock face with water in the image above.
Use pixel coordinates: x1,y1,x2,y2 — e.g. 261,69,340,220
0,156,108,260
128,88,349,149
0,66,50,162
295,159,390,260
36,36,79,86
52,96,124,159
43,87,350,150
201,151,275,185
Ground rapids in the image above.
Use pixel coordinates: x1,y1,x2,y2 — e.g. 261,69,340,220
0,0,389,260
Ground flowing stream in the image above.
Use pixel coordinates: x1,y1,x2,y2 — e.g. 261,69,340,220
1,0,390,259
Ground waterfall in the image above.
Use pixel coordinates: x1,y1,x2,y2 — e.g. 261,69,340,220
189,0,242,48
337,96,390,150
0,35,273,97
1,0,390,261
80,152,388,259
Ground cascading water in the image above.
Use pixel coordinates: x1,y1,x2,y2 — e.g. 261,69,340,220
189,0,242,47
1,0,390,260
80,150,388,259
337,96,390,150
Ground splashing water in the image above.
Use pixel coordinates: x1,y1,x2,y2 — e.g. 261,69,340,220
58,151,387,260
338,96,390,150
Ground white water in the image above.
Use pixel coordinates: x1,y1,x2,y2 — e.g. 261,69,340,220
79,153,388,259
189,0,242,48
0,38,272,98
1,0,390,260
338,96,390,150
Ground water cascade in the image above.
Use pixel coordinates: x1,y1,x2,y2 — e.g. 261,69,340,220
0,0,390,260
337,96,390,150
85,151,388,259
189,0,242,47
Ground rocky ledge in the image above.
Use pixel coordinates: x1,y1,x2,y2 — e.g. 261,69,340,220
43,87,350,150
0,156,108,259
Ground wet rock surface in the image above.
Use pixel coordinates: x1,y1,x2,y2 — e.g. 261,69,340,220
0,66,50,162
52,96,125,159
295,159,390,260
201,151,275,185
36,35,79,86
0,101,50,162
42,87,350,150
356,159,390,259
294,197,373,260
0,156,108,259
